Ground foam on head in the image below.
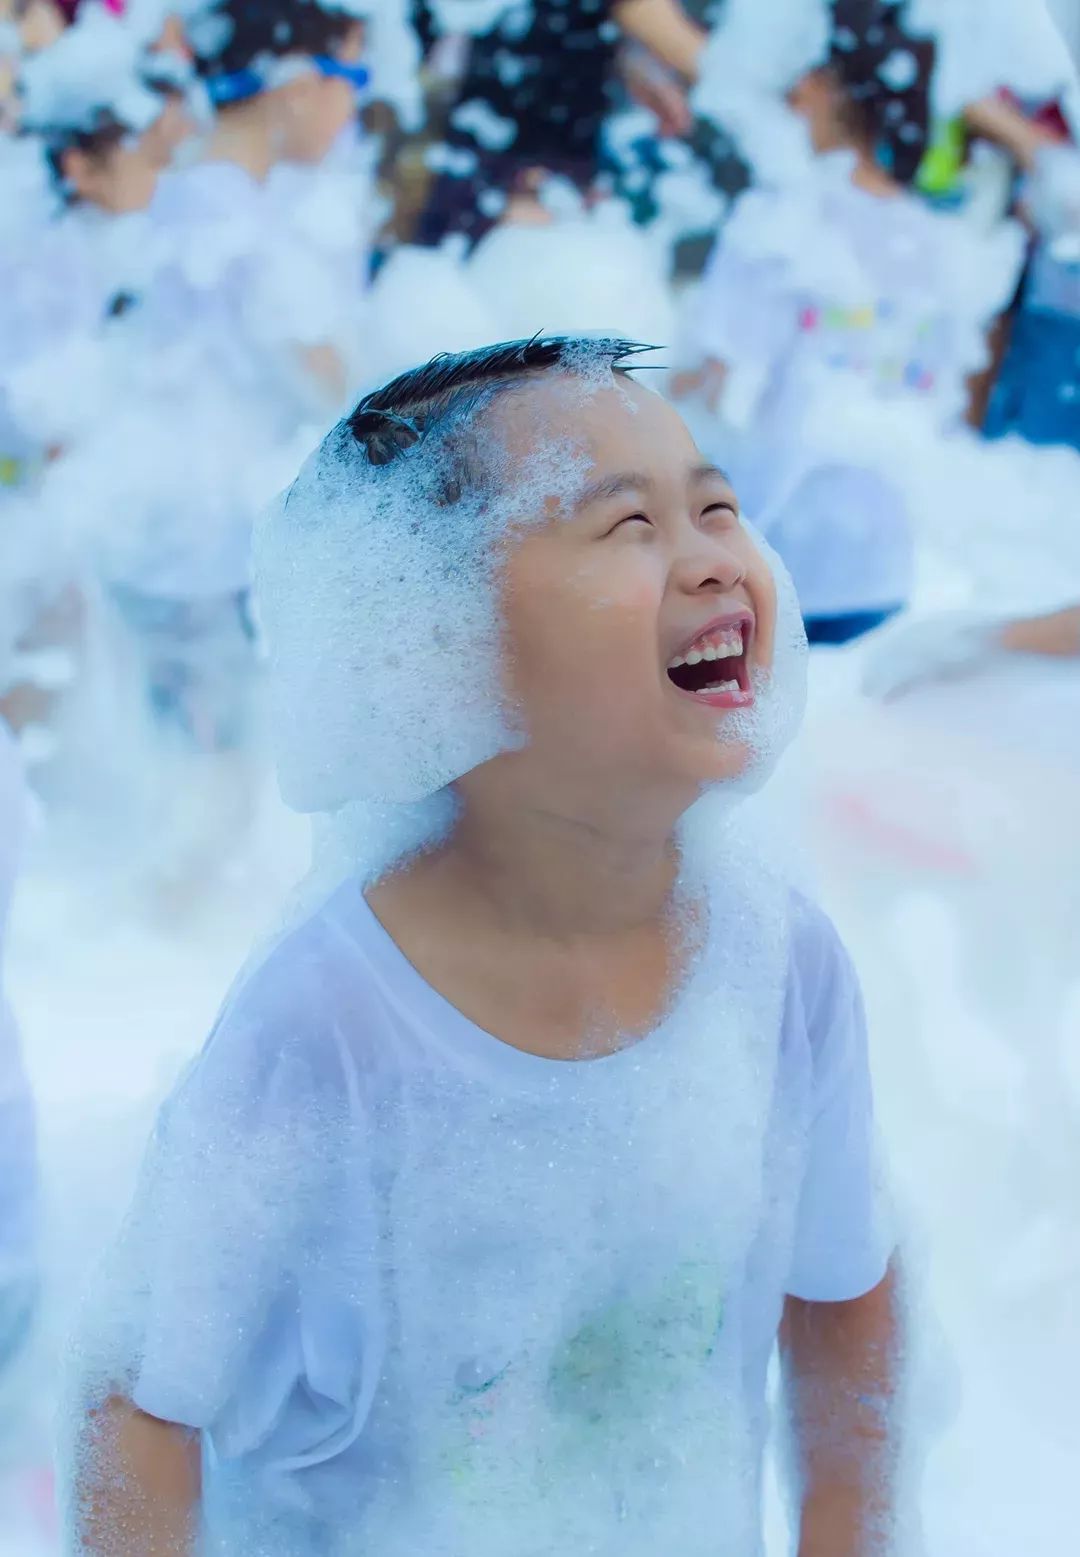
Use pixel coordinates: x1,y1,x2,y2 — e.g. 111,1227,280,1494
255,337,644,813
255,335,808,888
18,6,164,141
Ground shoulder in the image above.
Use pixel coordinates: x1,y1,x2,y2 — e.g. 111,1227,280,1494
783,891,862,1067
161,884,378,1144
787,888,852,988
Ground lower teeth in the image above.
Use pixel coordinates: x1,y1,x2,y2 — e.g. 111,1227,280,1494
699,680,739,693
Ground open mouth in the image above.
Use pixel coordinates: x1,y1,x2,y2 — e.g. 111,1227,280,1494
666,615,753,707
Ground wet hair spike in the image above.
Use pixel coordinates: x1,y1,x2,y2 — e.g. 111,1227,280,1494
347,335,657,467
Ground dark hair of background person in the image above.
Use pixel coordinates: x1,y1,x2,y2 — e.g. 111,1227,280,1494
41,112,126,196
192,0,359,81
828,0,936,185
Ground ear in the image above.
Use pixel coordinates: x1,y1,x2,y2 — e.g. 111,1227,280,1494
59,146,95,199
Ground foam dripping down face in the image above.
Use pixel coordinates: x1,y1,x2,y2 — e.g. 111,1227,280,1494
255,354,807,856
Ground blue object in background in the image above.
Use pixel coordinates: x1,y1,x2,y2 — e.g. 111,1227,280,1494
986,248,1080,450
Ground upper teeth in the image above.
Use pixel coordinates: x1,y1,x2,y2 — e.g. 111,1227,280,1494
668,624,744,670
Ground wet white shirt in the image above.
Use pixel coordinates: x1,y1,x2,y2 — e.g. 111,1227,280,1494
82,873,890,1556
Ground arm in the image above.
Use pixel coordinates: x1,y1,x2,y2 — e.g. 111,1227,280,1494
668,356,730,410
781,1264,902,1557
999,603,1080,658
74,1395,201,1556
862,603,1080,700
617,41,693,137
612,0,708,84
964,95,1062,174
295,341,348,407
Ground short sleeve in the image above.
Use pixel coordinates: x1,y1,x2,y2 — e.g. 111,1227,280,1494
785,902,893,1303
70,918,383,1473
126,1001,316,1432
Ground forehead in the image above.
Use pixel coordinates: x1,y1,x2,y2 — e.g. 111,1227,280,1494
493,373,701,494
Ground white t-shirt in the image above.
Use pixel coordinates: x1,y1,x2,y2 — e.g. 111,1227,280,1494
83,876,889,1555
691,160,1024,616
25,146,375,606
76,165,305,602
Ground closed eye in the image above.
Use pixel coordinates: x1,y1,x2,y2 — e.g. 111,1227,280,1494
703,502,739,520
606,513,653,536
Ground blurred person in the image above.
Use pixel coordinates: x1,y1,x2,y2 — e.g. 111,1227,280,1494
674,0,1021,645
190,0,375,403
413,0,709,250
970,93,1080,451
0,11,179,791
27,0,379,906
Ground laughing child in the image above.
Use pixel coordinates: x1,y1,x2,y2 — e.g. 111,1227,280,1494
67,337,900,1557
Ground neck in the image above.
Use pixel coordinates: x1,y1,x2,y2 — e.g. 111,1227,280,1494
200,99,276,182
850,151,901,198
438,786,685,940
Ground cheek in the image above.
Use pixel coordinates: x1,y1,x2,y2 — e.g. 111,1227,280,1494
503,549,662,707
312,81,353,147
743,549,778,673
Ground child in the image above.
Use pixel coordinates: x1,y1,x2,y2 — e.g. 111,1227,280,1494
106,0,375,895
189,0,375,410
412,0,707,251
676,0,1021,644
67,338,899,1556
18,1,371,894
0,15,177,788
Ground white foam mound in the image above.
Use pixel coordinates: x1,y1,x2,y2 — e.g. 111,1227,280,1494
18,7,161,136
909,0,1080,116
693,0,823,187
468,206,678,348
360,245,502,391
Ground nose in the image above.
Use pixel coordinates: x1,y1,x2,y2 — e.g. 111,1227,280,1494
669,530,747,598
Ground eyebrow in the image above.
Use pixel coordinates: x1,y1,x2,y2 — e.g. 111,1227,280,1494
574,463,734,510
690,462,734,487
574,472,653,510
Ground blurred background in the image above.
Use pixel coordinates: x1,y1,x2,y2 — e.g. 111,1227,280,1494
1,1,1079,1551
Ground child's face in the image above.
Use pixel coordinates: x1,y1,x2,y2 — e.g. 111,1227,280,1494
787,67,847,155
13,0,65,54
63,128,162,213
494,378,778,808
278,23,365,165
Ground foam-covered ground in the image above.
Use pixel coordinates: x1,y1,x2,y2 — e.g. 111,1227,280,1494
2,645,1077,1555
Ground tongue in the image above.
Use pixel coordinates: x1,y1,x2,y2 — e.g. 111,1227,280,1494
670,658,738,692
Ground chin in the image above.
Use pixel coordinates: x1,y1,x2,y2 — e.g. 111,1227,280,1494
684,739,753,790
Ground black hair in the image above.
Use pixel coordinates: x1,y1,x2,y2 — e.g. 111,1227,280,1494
827,0,936,185
345,336,655,475
193,0,360,82
39,112,128,201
